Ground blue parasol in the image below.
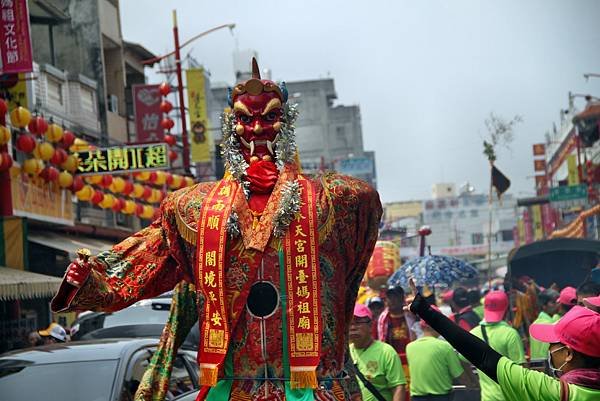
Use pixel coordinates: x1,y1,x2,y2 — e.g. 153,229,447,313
387,254,478,289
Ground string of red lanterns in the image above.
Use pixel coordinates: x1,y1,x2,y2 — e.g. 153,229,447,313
0,99,196,220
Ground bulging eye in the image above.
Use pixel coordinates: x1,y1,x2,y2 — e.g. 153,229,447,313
238,114,251,124
264,111,278,122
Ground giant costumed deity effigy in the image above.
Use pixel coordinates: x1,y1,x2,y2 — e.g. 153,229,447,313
52,58,382,401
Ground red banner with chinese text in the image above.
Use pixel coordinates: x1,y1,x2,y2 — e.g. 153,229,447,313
0,0,32,74
196,179,239,386
133,84,164,143
284,176,321,389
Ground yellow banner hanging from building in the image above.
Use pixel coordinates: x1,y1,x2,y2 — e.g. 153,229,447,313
186,68,212,163
531,205,543,240
567,154,579,186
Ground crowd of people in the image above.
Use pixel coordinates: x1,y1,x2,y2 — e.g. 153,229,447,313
349,277,600,401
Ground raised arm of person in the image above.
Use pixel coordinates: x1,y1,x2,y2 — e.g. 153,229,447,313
51,190,195,313
408,279,502,382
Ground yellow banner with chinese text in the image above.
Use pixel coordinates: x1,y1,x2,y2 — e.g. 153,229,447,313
567,154,579,186
10,167,74,225
531,205,543,241
186,68,212,163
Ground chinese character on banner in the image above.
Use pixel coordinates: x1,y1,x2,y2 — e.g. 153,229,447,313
532,143,546,157
186,68,213,162
0,0,33,74
76,143,169,176
133,84,163,143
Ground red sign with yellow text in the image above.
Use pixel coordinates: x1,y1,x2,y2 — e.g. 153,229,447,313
0,0,33,74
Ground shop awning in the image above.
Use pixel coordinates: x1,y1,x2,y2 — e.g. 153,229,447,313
28,231,116,259
0,266,62,301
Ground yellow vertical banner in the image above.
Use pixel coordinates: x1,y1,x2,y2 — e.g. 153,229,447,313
531,205,543,240
567,154,579,185
517,219,525,245
186,68,212,163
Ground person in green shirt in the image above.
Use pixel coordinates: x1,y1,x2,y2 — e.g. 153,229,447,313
350,303,406,401
468,289,485,320
409,278,600,401
470,291,525,401
529,289,559,361
406,305,475,401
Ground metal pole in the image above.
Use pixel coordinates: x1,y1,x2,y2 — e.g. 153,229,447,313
487,164,493,284
172,10,191,174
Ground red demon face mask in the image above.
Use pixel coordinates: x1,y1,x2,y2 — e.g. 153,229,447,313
230,59,286,165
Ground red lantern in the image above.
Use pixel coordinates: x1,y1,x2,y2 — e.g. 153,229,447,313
70,176,84,192
159,82,171,96
147,171,157,183
91,190,104,205
142,185,152,199
101,175,113,188
161,118,175,130
50,148,68,165
135,203,144,216
160,100,173,113
0,152,13,172
28,116,49,137
164,134,176,146
62,130,76,147
165,172,173,186
122,180,134,196
16,134,36,153
0,98,7,117
112,198,125,212
169,150,178,161
41,166,59,182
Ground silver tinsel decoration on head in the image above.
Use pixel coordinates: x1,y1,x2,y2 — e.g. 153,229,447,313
275,103,299,170
273,180,302,238
220,111,248,181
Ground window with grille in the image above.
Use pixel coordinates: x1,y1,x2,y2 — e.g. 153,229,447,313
47,77,63,107
471,233,484,245
80,86,95,113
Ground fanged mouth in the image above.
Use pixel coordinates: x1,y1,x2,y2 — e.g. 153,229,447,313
239,134,279,156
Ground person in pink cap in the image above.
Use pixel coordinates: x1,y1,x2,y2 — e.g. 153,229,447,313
408,278,600,401
469,291,525,401
349,303,406,401
582,295,600,313
557,286,578,317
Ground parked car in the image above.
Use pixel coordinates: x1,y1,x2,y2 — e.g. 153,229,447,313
70,297,199,349
0,338,198,401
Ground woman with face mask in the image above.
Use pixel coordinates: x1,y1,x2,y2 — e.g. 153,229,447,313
408,280,600,401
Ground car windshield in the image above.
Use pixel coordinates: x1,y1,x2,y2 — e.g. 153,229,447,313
0,359,119,401
104,303,170,328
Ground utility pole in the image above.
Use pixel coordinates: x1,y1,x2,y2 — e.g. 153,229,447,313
172,10,190,174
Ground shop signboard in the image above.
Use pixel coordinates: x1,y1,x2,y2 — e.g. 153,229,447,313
75,143,169,176
10,167,74,225
549,184,587,202
133,84,163,143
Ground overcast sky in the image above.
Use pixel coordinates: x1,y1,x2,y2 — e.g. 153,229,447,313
121,0,600,203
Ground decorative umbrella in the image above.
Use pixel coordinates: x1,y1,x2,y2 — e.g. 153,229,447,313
388,254,478,289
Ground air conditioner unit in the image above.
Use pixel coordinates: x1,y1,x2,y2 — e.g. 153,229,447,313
108,94,119,113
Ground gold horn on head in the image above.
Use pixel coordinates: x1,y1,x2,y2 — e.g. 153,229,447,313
251,57,261,79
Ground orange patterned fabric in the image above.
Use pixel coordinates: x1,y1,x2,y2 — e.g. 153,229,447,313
51,170,382,401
